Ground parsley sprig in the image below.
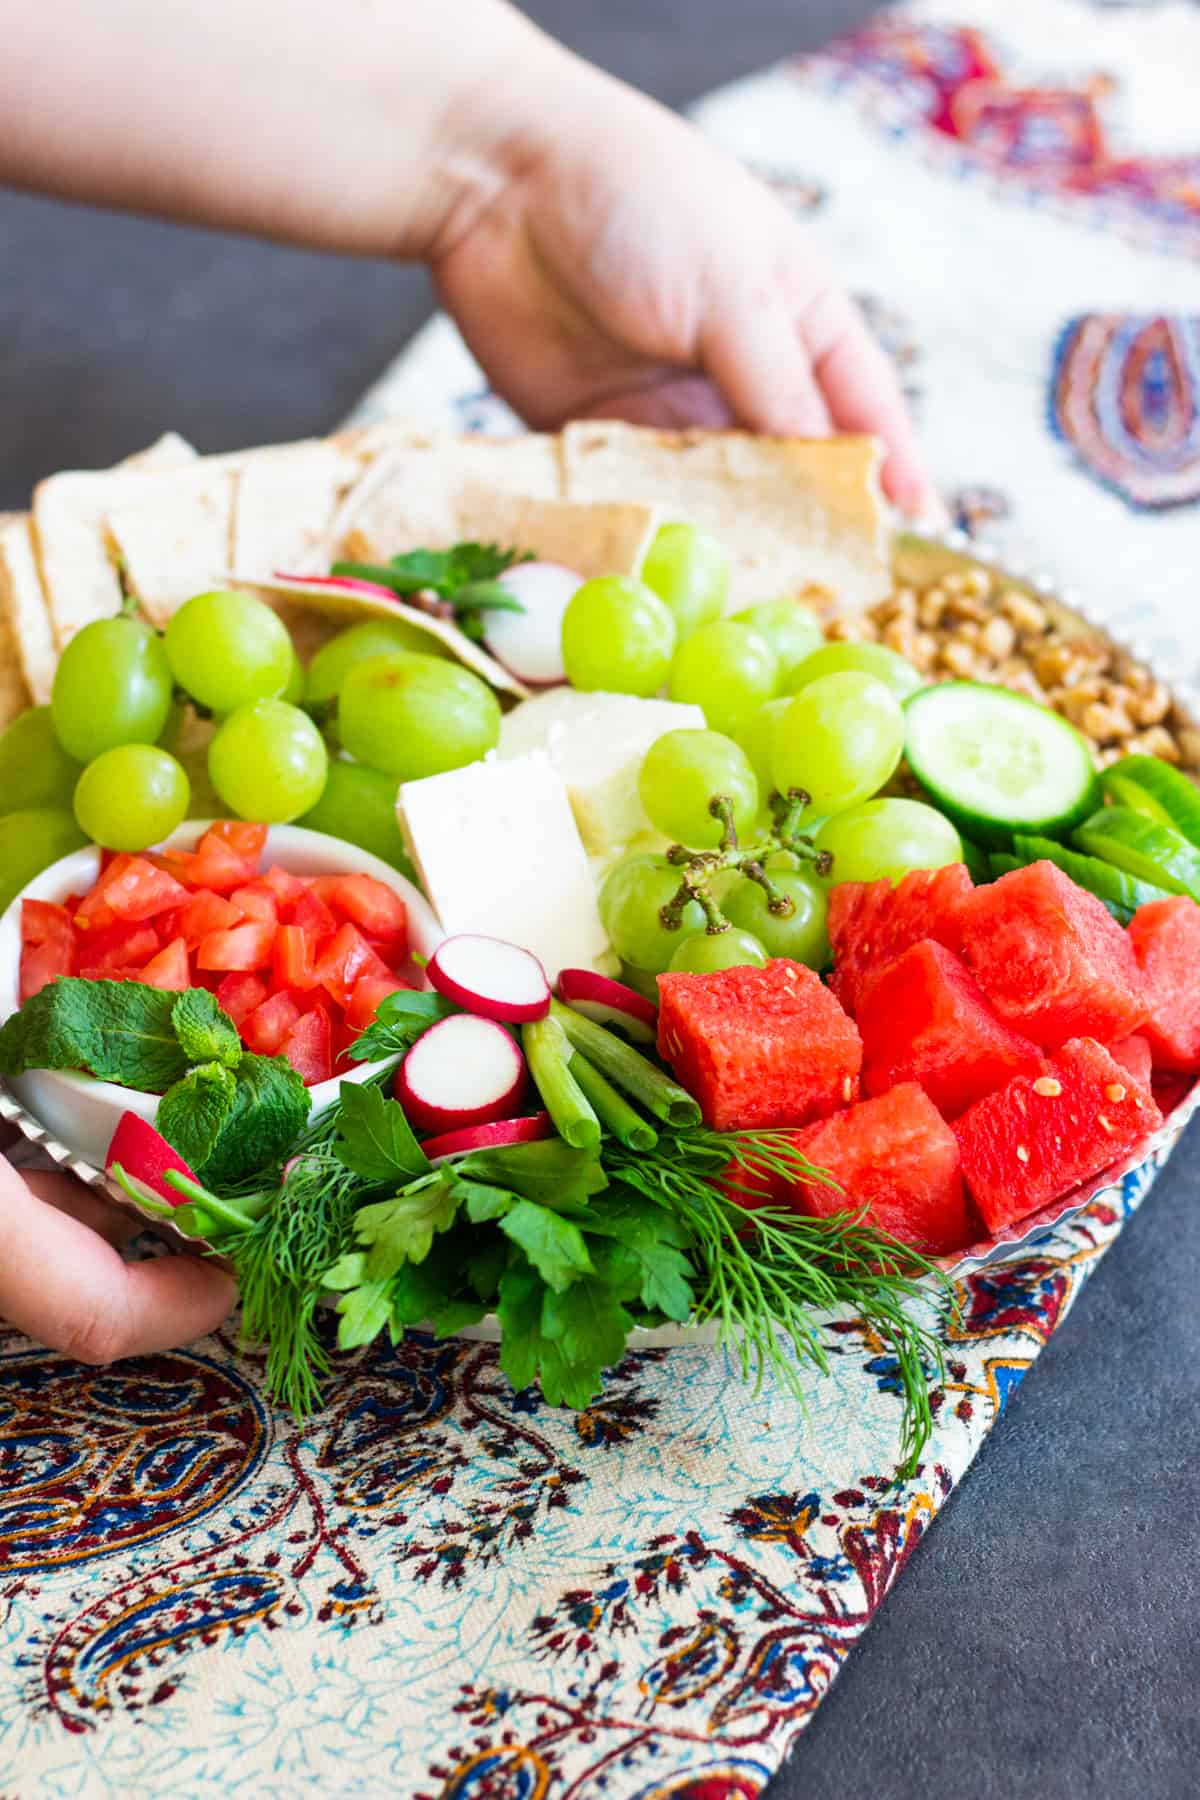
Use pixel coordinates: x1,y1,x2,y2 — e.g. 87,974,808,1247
330,542,533,643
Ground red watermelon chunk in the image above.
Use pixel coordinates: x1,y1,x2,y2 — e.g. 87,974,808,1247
787,1083,970,1254
858,939,1042,1118
827,862,973,1015
953,1036,1161,1235
959,861,1147,1050
657,958,862,1132
1127,896,1200,1072
1108,1034,1153,1091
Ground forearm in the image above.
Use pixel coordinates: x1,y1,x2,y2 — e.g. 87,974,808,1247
0,0,577,260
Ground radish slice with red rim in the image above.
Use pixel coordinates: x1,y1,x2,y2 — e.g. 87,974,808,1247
480,562,583,686
556,969,658,1043
272,571,401,604
420,1112,554,1163
396,1013,528,1134
428,933,551,1022
105,1111,199,1207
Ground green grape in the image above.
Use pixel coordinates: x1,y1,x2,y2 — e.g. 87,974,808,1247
51,616,174,762
0,706,82,810
815,798,962,886
638,729,758,848
669,620,779,737
722,868,830,968
281,648,306,706
298,760,415,878
733,599,823,682
599,852,704,973
306,618,445,705
668,927,767,974
773,672,904,816
0,810,88,913
208,700,328,823
784,640,923,701
164,589,294,712
640,522,729,640
338,654,500,780
74,746,190,851
734,697,791,796
561,577,676,697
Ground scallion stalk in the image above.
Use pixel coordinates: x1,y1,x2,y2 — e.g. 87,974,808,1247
568,1052,657,1151
551,999,700,1128
522,1015,601,1149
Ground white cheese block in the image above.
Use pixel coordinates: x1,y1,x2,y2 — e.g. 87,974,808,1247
398,750,610,979
498,688,705,857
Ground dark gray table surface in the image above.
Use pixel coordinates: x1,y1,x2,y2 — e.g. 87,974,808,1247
2,5,1197,1795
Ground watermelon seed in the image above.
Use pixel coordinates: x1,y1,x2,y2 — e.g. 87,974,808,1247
1033,1077,1062,1097
1105,1083,1127,1102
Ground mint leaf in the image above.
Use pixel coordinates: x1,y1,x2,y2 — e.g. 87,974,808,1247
353,1173,460,1273
197,1053,310,1188
336,1080,429,1183
171,989,241,1069
157,1062,238,1171
0,978,188,1091
498,1199,593,1293
457,1139,607,1211
346,989,456,1063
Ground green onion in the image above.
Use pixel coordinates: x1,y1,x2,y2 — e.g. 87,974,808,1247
522,1015,601,1149
551,999,700,1128
569,1052,657,1151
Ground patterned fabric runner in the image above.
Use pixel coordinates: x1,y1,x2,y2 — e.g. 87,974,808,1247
4,4,1200,1795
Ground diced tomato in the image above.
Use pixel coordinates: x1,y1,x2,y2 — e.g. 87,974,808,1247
344,972,408,1036
260,864,307,906
20,937,74,1001
77,922,161,979
313,923,392,1008
282,1004,334,1085
284,885,338,941
273,923,316,991
79,856,190,924
242,989,304,1055
21,899,77,950
331,1007,362,1073
197,920,275,971
329,874,407,950
207,820,268,862
230,881,280,927
180,889,244,948
215,971,270,1026
140,937,192,992
308,875,342,904
162,830,256,895
75,854,134,920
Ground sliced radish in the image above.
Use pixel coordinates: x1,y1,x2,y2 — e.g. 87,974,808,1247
481,562,583,686
272,571,401,604
396,1013,528,1134
420,1112,555,1163
556,970,658,1043
105,1112,199,1207
427,933,551,1023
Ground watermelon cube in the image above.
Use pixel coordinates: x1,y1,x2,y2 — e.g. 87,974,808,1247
959,861,1147,1050
657,958,862,1132
953,1036,1162,1235
858,940,1042,1118
1127,896,1200,1072
788,1083,970,1255
1108,1034,1153,1091
827,862,973,1015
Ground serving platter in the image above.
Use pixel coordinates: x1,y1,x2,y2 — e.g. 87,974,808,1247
4,526,1198,1322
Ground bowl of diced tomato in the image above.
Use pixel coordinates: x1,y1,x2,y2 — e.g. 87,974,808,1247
0,820,444,1172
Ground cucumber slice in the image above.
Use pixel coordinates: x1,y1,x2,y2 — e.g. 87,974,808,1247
1073,807,1200,902
1100,756,1200,848
904,682,1099,846
1011,833,1173,923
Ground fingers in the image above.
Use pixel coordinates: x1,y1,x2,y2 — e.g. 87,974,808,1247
24,1168,142,1249
0,1156,235,1364
701,295,833,440
574,372,736,430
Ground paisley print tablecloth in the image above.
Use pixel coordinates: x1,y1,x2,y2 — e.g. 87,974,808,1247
4,3,1200,1794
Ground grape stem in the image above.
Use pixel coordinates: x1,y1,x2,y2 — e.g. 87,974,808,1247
657,786,833,938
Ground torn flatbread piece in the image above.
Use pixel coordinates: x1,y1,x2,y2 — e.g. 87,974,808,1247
476,496,662,581
232,441,364,580
106,465,236,625
559,422,890,612
120,431,198,471
0,524,31,729
0,517,56,704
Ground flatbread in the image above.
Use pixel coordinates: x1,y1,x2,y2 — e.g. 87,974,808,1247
559,422,890,612
120,431,198,471
0,517,56,704
105,464,236,625
475,496,663,581
0,526,31,727
231,441,364,580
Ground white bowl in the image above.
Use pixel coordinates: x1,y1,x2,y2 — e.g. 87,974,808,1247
0,821,444,1173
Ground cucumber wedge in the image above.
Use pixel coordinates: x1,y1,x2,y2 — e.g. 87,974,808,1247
904,682,1099,847
1073,807,1200,902
1100,755,1200,848
1011,833,1173,923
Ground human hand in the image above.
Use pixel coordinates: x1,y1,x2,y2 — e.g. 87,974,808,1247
0,1148,235,1364
434,54,938,518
